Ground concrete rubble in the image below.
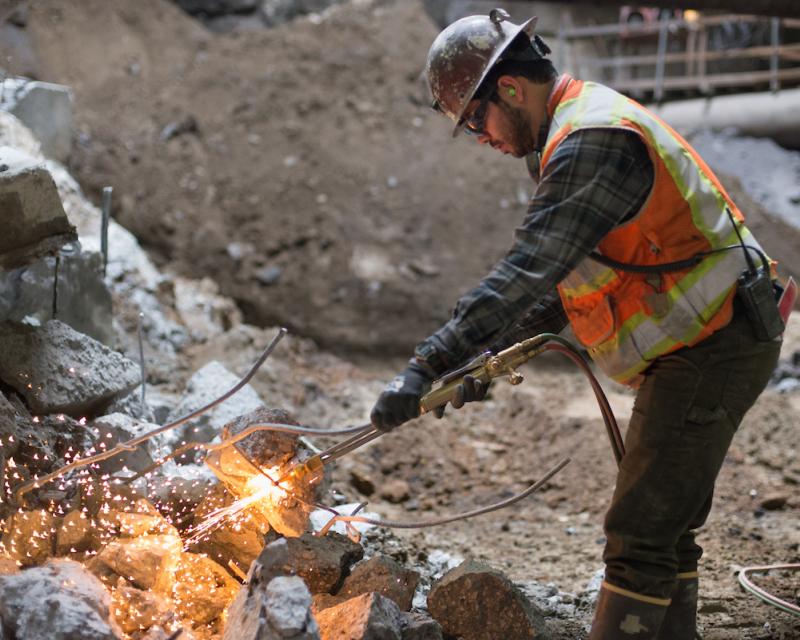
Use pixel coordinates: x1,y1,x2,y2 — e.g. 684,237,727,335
0,145,76,270
162,360,264,454
0,79,73,162
282,532,364,594
427,559,550,639
0,319,140,416
88,413,157,475
314,555,420,612
224,538,320,640
314,592,404,640
0,249,114,344
0,559,123,640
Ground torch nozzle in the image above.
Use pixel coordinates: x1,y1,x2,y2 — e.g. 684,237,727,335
279,454,325,486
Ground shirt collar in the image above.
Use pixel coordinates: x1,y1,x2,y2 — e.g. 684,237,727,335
535,73,574,150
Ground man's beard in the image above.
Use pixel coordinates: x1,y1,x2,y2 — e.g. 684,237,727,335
500,102,537,158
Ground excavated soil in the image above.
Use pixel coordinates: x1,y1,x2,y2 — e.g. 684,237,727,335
3,0,800,637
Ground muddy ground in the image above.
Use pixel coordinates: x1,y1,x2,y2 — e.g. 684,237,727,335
2,0,800,637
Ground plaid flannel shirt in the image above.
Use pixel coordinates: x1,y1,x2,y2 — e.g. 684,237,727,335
415,126,655,374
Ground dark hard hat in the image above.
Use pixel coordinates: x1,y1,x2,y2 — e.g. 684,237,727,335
426,8,538,137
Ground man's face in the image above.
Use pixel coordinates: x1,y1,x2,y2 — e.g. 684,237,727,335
464,97,536,158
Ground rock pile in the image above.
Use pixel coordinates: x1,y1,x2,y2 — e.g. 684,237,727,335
0,107,557,639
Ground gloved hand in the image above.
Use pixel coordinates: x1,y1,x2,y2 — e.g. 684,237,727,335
371,360,434,432
432,374,490,419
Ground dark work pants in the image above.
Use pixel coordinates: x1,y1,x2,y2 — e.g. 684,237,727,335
603,304,782,600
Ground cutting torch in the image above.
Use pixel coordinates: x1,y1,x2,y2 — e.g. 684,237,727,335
280,333,594,486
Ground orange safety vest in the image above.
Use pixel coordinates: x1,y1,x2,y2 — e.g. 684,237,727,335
542,77,769,386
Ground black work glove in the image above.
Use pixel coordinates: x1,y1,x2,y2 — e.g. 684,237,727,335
371,360,434,432
432,374,490,419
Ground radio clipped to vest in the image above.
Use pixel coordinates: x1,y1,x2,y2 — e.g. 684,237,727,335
726,208,784,342
588,207,784,342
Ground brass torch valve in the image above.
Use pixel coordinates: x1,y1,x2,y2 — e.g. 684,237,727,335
419,335,550,414
282,454,325,487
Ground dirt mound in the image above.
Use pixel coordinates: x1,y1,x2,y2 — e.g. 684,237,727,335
3,0,531,355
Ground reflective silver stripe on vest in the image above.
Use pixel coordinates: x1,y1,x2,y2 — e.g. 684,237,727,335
591,234,766,383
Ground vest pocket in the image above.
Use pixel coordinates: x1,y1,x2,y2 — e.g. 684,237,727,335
570,297,615,348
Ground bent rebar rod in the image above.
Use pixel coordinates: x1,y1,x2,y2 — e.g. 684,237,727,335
13,327,288,504
127,421,373,482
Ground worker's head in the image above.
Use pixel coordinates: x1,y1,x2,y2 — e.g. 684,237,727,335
427,8,556,157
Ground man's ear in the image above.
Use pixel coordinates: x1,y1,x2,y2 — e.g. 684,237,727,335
496,76,523,104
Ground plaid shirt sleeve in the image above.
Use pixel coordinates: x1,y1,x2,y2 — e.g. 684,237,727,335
415,127,655,373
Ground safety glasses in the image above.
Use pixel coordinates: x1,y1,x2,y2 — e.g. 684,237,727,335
430,87,495,137
462,90,494,137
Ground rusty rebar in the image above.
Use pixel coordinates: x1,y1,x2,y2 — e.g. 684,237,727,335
127,421,372,482
13,327,288,504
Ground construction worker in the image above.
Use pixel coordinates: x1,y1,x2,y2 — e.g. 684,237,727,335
369,8,784,640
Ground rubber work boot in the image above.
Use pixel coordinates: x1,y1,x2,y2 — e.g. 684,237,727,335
656,574,699,640
589,582,669,639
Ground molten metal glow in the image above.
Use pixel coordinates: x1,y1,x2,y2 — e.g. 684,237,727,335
184,466,293,548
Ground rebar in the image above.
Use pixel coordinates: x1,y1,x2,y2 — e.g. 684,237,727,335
13,327,288,504
52,253,60,319
101,186,112,277
137,311,146,418
128,421,372,482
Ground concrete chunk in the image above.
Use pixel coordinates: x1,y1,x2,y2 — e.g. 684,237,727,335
0,146,76,269
427,559,550,640
0,249,113,345
0,559,123,640
88,413,156,475
314,592,403,640
6,81,73,162
162,360,263,453
400,612,443,640
224,570,320,640
284,532,364,594
0,320,140,416
90,533,182,594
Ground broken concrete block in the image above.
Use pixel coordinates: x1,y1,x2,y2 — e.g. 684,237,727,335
56,510,94,555
427,560,549,640
1,509,59,567
88,413,156,475
314,555,420,613
224,570,320,640
90,533,182,594
191,484,268,573
4,81,73,162
0,320,140,416
314,592,403,640
163,360,263,453
0,249,114,344
334,556,420,612
111,584,173,636
172,553,239,625
105,386,156,422
284,532,364,594
0,559,123,639
266,576,320,637
205,407,316,537
0,146,76,269
400,612,443,640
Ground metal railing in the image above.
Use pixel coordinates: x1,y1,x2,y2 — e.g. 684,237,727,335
557,13,800,101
